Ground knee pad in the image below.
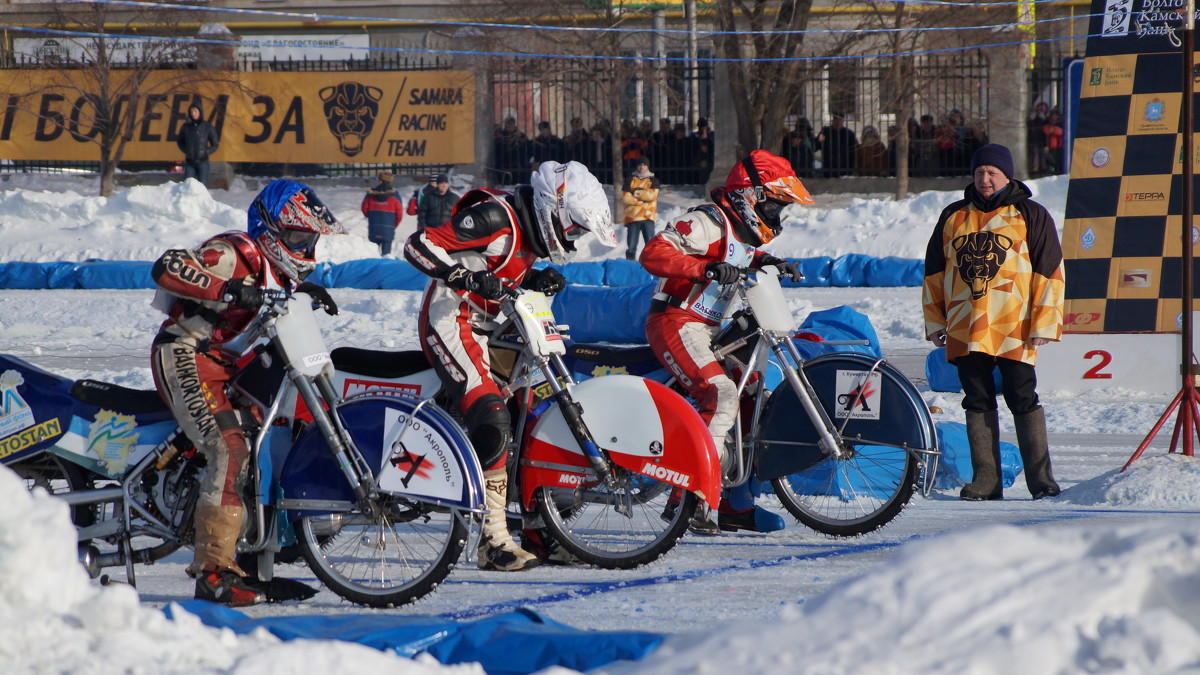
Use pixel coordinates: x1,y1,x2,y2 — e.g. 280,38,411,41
465,394,512,468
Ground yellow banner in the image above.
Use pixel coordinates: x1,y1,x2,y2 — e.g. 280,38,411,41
0,70,475,164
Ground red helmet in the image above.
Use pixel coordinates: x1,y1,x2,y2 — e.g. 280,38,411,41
719,149,813,246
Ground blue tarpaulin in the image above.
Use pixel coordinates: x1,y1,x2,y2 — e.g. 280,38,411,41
925,347,1004,393
934,421,1023,489
165,603,665,675
0,256,922,290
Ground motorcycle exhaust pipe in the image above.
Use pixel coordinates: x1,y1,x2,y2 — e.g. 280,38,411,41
78,544,105,579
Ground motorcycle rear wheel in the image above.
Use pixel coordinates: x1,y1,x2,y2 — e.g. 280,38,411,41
758,353,932,537
13,453,97,529
296,497,468,608
536,470,697,569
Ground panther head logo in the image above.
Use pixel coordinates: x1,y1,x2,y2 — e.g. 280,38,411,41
319,82,383,157
952,231,1012,300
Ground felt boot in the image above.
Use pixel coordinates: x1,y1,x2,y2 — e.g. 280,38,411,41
960,410,1003,501
1014,408,1061,499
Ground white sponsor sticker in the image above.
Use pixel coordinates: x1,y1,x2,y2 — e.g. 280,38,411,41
378,407,463,501
834,370,883,420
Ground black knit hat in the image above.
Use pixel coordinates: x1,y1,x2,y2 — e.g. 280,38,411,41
971,143,1015,179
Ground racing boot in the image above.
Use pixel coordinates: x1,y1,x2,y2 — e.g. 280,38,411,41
660,488,719,535
194,567,266,607
522,528,587,567
478,469,540,571
960,410,1003,501
688,504,720,535
1014,408,1061,500
717,481,786,533
191,504,248,577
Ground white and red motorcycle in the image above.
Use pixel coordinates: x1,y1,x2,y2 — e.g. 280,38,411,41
303,285,722,569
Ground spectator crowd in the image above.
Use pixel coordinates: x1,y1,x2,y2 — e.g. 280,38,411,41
492,115,715,186
492,106,1066,187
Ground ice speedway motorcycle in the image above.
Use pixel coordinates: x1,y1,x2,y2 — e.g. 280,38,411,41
564,266,941,536
323,284,721,568
3,290,488,608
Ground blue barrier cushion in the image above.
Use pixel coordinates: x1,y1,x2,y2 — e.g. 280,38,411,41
829,254,873,287
864,256,924,287
74,261,155,289
0,257,925,290
933,421,1022,489
558,261,606,286
166,603,665,675
325,258,428,290
796,256,832,287
553,282,655,344
0,261,60,289
602,259,654,287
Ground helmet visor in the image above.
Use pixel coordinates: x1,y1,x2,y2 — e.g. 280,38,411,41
560,214,587,242
280,228,320,253
756,198,788,226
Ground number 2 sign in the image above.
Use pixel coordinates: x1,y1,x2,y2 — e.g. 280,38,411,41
1037,334,1179,394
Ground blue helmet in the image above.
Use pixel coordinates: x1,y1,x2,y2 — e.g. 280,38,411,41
247,179,344,282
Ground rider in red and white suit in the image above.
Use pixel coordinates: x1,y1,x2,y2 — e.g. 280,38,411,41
639,149,812,534
404,160,617,571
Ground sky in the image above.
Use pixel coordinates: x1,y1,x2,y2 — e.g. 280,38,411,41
3,171,1200,675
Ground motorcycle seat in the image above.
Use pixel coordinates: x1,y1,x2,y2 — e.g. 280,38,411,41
331,347,432,379
72,379,170,414
566,343,657,367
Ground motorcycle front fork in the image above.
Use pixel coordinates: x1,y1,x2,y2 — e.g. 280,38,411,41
723,332,847,490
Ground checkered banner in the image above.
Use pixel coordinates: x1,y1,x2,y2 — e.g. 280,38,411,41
1062,0,1200,332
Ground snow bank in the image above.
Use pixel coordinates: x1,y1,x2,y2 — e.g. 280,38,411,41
0,465,474,673
626,519,1200,674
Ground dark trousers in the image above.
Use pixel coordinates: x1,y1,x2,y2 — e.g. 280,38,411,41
954,351,1040,415
183,159,210,186
625,220,655,260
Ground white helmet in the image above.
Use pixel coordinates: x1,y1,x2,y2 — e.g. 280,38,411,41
531,160,617,264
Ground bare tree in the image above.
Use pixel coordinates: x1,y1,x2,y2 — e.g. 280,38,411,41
454,1,673,220
712,0,857,155
853,1,994,198
10,2,246,196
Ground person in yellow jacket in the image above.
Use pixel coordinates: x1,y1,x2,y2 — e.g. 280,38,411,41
622,158,660,260
922,143,1064,501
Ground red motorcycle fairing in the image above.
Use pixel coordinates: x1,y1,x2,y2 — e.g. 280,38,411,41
519,374,720,509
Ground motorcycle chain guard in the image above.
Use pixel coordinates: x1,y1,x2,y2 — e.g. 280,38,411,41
278,393,484,518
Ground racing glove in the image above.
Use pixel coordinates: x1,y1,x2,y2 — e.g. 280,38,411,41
758,255,804,283
221,277,263,310
522,267,567,296
296,281,339,316
704,262,740,285
446,265,504,300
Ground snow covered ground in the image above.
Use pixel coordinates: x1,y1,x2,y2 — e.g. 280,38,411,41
3,171,1200,674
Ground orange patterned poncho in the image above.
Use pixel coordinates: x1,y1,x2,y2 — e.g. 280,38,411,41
922,180,1065,365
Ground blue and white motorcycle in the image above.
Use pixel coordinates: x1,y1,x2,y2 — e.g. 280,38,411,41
1,291,485,608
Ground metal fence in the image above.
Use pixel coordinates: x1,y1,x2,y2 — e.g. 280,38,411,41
486,52,716,186
2,51,1067,182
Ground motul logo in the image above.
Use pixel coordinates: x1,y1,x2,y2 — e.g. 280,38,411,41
558,473,585,486
641,462,691,487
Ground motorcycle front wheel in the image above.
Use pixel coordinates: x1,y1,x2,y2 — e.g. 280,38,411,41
536,470,697,569
296,496,468,609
